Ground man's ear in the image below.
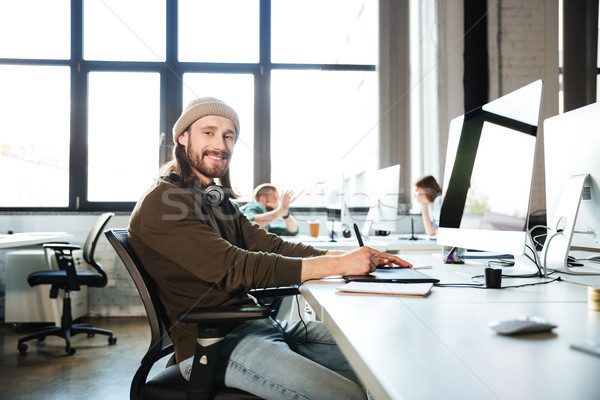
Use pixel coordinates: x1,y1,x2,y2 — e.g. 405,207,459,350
178,131,189,147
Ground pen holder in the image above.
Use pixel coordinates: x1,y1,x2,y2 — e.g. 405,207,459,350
485,268,502,288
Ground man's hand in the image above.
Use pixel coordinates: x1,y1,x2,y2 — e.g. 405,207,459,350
279,190,294,216
338,247,412,275
301,247,412,281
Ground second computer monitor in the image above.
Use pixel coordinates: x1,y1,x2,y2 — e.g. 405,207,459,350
437,80,543,273
344,164,401,235
543,102,600,274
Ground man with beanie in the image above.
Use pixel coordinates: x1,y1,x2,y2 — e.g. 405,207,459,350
128,97,411,399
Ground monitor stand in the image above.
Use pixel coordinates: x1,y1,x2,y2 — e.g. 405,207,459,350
462,231,542,277
499,230,542,277
542,173,600,275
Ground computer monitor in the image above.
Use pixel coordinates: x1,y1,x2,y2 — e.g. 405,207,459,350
437,80,543,275
344,164,401,235
542,102,600,275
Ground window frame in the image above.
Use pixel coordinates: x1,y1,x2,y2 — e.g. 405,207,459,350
0,0,376,212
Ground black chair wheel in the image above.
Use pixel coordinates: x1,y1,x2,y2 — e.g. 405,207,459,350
108,336,117,345
17,343,28,353
66,346,76,356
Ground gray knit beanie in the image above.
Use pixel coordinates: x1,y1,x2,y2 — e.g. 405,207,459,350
172,97,240,143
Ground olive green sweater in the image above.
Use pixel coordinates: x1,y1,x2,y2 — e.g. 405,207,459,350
128,179,326,361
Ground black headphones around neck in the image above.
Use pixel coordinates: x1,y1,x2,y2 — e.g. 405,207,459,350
168,173,230,207
200,183,229,207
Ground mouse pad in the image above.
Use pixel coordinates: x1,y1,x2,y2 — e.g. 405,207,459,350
343,268,439,283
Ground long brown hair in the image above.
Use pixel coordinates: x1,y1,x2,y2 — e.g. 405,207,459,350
159,141,239,199
415,175,441,203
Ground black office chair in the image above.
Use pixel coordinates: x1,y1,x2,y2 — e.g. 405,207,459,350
105,228,299,400
17,213,117,356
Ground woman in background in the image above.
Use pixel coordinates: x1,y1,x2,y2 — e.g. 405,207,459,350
415,175,443,236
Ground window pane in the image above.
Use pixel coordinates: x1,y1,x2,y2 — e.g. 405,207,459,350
0,0,70,59
178,0,259,63
88,72,160,201
84,0,166,61
0,66,70,207
271,70,378,207
272,0,377,64
182,73,255,200
410,0,439,210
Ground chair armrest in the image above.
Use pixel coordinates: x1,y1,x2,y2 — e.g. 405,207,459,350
42,243,82,291
179,305,271,398
249,286,300,300
178,305,270,325
43,243,82,251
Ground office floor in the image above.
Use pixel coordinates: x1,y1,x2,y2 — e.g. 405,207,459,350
0,317,164,400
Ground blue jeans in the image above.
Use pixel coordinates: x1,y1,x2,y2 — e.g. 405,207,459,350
213,318,367,400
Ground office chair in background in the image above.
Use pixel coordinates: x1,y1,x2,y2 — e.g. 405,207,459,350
105,228,299,400
17,212,117,356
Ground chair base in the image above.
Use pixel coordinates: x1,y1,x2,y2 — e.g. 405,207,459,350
17,323,117,355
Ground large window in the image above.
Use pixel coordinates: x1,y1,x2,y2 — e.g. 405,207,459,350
0,0,377,211
0,65,71,207
558,0,600,113
271,70,378,207
87,71,161,202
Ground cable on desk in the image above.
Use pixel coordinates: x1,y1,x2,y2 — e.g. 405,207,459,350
434,276,562,289
485,225,554,278
487,259,514,268
541,225,565,278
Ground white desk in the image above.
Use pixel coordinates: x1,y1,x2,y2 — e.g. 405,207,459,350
292,236,388,251
1,232,88,325
368,235,442,254
0,232,72,249
293,235,442,254
300,254,600,400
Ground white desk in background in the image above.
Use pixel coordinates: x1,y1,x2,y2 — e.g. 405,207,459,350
1,232,88,325
0,231,72,249
368,234,443,254
292,235,387,251
300,254,600,400
292,234,442,254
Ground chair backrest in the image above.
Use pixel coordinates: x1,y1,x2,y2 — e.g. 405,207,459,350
83,212,114,272
104,229,173,364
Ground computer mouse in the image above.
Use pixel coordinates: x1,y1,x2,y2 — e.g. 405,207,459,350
489,316,557,335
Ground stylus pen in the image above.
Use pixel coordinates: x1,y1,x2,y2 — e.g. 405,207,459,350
353,223,364,247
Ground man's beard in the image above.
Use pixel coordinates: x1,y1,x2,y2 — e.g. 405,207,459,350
185,142,231,180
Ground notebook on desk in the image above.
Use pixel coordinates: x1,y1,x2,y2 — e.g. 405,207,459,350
336,281,433,297
342,268,439,283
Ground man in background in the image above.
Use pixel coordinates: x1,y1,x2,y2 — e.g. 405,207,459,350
241,183,299,236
